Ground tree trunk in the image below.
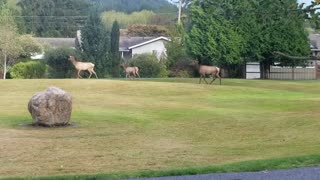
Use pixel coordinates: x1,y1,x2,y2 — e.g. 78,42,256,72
260,61,271,79
3,53,6,80
178,0,182,24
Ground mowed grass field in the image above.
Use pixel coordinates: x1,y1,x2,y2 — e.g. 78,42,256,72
0,79,320,179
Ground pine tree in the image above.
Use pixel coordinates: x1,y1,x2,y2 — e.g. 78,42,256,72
110,20,120,77
81,9,111,77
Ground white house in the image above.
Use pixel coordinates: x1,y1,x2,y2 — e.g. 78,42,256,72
119,36,170,60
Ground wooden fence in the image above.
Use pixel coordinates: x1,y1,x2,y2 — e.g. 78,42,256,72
268,66,316,80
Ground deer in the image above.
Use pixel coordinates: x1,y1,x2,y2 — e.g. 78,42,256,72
68,56,98,79
120,63,140,79
190,60,221,85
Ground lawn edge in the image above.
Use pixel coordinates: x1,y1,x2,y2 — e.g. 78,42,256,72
2,154,320,180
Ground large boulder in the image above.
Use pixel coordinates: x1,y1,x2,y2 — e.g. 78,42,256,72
28,87,72,127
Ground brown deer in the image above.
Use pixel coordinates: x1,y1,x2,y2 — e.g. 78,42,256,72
120,63,140,79
68,56,98,79
190,60,221,85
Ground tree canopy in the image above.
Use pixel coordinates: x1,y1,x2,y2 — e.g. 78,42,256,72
18,0,91,37
81,9,111,77
89,0,177,14
0,3,42,79
187,0,310,70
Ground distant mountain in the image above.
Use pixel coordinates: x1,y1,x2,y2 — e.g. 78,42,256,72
88,0,177,13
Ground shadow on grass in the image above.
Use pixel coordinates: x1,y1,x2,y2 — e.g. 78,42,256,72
20,122,80,129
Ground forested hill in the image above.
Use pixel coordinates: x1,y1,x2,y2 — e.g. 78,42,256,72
88,0,177,13
13,0,177,37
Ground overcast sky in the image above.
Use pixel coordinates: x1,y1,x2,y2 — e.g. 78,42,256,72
297,0,312,5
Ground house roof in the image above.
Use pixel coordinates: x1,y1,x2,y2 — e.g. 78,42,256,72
35,37,76,48
119,36,170,51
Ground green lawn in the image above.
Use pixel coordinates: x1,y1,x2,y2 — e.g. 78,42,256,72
0,78,320,179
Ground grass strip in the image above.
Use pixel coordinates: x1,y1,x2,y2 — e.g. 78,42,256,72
3,154,320,180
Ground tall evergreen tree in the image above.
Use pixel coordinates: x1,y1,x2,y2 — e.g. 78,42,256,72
110,20,120,77
187,0,243,66
81,9,111,77
187,0,310,77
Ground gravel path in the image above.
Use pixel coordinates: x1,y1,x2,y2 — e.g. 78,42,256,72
123,166,320,180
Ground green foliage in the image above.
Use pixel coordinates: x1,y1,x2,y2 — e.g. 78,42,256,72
89,0,177,14
19,34,42,58
129,54,163,78
110,20,120,77
44,47,76,78
168,60,194,77
10,60,46,79
17,0,91,37
187,0,310,71
187,0,243,66
166,24,190,69
101,10,155,29
81,9,111,77
0,4,22,79
127,24,170,37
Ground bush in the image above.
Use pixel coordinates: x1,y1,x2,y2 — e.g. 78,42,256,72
44,47,77,78
10,61,47,79
168,60,194,78
129,54,165,78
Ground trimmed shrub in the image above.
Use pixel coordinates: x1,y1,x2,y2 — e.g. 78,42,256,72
10,61,47,79
129,54,164,78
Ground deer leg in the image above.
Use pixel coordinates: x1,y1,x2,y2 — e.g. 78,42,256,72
135,69,140,78
91,69,98,79
77,70,82,78
199,76,202,84
210,75,216,84
88,70,92,79
203,76,208,84
216,71,221,85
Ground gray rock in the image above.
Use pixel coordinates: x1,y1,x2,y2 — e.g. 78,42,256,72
28,87,72,126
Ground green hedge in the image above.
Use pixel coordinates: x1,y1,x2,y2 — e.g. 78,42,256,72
129,54,167,78
10,61,47,79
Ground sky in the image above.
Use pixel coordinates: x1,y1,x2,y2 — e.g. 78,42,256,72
297,0,312,5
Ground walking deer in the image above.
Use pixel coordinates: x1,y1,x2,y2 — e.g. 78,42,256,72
190,60,221,85
120,63,140,79
68,56,98,79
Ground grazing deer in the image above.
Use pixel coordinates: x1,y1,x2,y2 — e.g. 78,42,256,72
120,63,140,79
68,56,98,79
190,60,221,85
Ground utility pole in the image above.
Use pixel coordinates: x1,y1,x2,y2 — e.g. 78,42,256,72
178,0,182,24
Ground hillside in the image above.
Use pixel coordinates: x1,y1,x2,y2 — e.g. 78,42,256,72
89,0,177,13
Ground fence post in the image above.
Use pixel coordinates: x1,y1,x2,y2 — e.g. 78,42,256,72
291,66,294,80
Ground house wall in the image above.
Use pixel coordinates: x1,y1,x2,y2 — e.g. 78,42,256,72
131,40,167,60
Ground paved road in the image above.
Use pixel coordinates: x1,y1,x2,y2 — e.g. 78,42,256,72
124,166,320,180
